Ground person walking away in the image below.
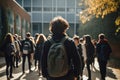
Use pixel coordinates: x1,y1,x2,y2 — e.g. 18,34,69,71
14,34,22,62
13,35,21,68
96,33,112,80
41,16,81,80
29,36,36,66
1,33,15,79
34,33,39,44
73,35,84,80
34,34,47,75
21,32,34,74
84,35,95,80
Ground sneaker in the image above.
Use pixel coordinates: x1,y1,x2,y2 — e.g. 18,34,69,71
7,76,10,80
29,70,33,73
9,75,14,78
87,78,91,80
22,71,25,74
16,65,19,68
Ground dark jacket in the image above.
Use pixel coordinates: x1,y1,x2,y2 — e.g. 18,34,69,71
34,42,44,60
21,38,34,54
96,39,112,61
85,43,95,64
1,42,15,56
41,34,81,79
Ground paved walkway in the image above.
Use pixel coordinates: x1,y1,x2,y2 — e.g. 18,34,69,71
0,57,120,80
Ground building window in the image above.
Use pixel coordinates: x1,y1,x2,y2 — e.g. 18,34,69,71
43,7,52,12
32,13,42,22
16,0,22,6
52,8,56,11
76,8,82,13
43,23,50,36
57,8,65,12
67,14,75,23
43,0,52,7
57,13,65,18
43,13,52,22
33,0,42,7
57,0,65,8
24,7,31,12
16,14,21,34
32,7,42,11
67,8,75,13
24,0,31,7
67,0,75,8
32,23,42,35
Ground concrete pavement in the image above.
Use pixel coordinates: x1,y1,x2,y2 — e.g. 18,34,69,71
0,57,120,80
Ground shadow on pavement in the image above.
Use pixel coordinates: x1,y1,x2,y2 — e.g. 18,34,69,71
23,71,39,80
107,68,117,79
0,71,6,77
108,57,120,69
83,64,118,80
14,73,24,80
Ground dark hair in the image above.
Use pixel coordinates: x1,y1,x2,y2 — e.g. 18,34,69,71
73,35,79,41
26,32,31,37
84,35,92,44
49,16,69,34
35,33,39,38
99,33,105,40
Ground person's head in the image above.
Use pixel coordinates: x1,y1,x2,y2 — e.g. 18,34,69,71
35,33,39,38
49,16,69,35
5,33,14,43
84,34,92,43
26,32,31,39
13,35,17,41
98,33,105,40
14,34,18,38
73,35,80,46
79,38,84,43
36,34,47,44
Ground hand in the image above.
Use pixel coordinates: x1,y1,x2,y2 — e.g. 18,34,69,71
74,77,77,80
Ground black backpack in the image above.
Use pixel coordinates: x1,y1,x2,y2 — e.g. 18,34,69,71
23,40,31,54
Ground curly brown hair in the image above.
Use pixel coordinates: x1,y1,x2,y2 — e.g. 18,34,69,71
49,16,69,34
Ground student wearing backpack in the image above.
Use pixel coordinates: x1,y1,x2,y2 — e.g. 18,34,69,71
96,33,112,80
41,16,81,80
21,32,34,74
1,33,15,79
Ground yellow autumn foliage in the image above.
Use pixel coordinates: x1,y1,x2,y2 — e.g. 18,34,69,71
80,0,119,25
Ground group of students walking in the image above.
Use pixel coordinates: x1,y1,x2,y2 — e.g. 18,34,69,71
0,16,112,80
